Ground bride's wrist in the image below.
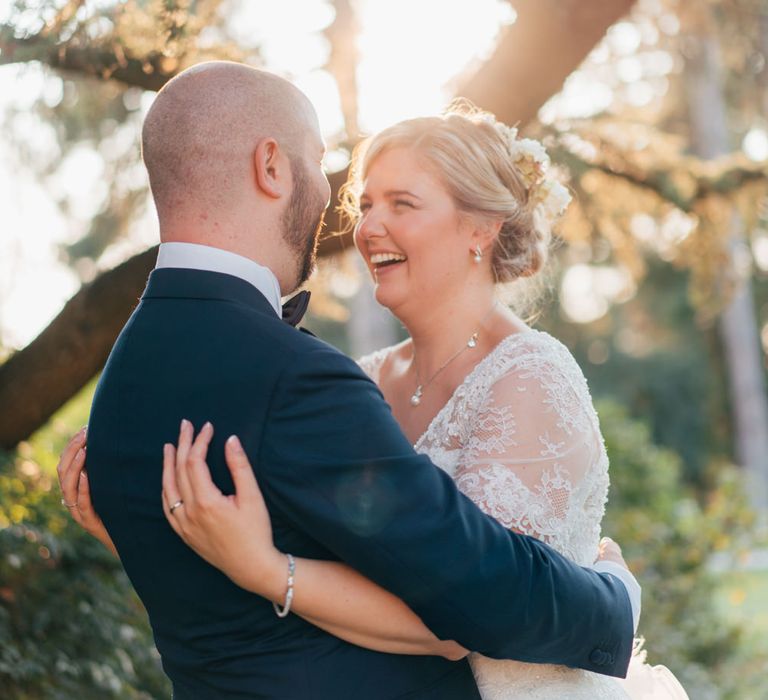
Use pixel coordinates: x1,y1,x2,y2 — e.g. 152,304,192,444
247,548,292,602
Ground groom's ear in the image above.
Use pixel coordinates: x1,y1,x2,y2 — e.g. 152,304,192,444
253,137,289,199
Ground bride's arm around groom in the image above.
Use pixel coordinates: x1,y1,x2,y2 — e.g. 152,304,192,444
236,343,636,674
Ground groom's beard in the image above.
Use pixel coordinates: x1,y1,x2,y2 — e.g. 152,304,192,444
282,159,327,290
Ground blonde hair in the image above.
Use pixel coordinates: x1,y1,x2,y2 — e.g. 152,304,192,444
339,101,554,284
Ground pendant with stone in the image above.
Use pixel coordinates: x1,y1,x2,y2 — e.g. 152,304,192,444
410,385,423,406
467,333,478,348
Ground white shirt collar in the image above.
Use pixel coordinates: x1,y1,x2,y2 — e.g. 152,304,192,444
155,242,282,317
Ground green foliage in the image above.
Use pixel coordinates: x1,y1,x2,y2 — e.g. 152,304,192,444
599,399,763,699
0,448,170,700
541,259,735,482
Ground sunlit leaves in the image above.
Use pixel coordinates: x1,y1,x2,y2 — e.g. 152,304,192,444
539,116,768,319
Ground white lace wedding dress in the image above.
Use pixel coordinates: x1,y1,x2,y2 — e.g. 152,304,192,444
359,329,688,700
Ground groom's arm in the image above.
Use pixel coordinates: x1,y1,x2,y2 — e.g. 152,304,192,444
257,345,634,677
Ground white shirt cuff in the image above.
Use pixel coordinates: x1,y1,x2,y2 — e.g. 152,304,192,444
593,561,641,633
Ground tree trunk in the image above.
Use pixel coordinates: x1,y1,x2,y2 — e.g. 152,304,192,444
0,247,157,448
324,0,361,140
684,33,768,512
0,0,638,448
324,0,398,355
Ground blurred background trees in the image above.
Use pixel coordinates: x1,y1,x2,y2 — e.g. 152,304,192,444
0,0,767,697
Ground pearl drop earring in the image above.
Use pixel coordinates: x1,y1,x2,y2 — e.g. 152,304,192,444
473,245,483,263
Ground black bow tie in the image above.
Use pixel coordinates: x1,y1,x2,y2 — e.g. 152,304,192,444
281,290,311,327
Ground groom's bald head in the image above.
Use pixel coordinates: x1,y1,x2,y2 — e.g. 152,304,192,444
142,61,317,225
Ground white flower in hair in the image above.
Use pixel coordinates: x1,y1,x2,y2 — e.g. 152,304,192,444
511,138,550,168
509,139,549,188
535,179,572,219
486,115,571,226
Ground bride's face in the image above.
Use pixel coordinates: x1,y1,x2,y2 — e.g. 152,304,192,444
354,147,476,317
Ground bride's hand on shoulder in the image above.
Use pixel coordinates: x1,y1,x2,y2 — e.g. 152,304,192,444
56,427,118,557
162,420,286,599
597,536,629,570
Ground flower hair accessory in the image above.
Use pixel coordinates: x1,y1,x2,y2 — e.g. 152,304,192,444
487,118,572,226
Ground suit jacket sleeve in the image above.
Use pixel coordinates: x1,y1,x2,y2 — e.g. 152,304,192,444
257,344,634,677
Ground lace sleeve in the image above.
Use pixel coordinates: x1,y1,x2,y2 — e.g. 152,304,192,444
453,351,607,562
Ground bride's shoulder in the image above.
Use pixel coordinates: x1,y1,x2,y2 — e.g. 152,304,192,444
489,328,590,388
492,327,574,363
356,339,410,382
457,330,600,446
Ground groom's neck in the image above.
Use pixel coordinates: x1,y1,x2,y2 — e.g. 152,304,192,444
159,224,295,295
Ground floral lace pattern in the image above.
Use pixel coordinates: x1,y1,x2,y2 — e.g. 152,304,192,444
359,330,628,699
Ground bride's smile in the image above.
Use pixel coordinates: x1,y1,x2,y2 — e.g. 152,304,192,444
369,251,408,275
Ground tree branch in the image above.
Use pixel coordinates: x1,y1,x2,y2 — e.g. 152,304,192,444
457,0,638,125
0,248,157,449
553,141,768,213
0,32,179,91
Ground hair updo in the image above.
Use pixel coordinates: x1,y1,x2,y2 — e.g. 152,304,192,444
339,101,568,284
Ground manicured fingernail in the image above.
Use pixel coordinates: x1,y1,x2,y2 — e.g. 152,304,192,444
203,421,213,432
181,419,190,430
81,471,88,482
227,435,242,452
76,448,85,461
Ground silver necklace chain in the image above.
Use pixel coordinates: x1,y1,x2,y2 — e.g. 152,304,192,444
410,302,497,407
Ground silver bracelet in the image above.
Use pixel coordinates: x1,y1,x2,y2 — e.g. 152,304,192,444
273,553,295,618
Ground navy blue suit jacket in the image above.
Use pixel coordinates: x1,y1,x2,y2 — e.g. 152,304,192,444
86,268,633,699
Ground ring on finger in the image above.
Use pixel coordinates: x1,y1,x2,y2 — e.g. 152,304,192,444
169,499,184,515
61,498,78,508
